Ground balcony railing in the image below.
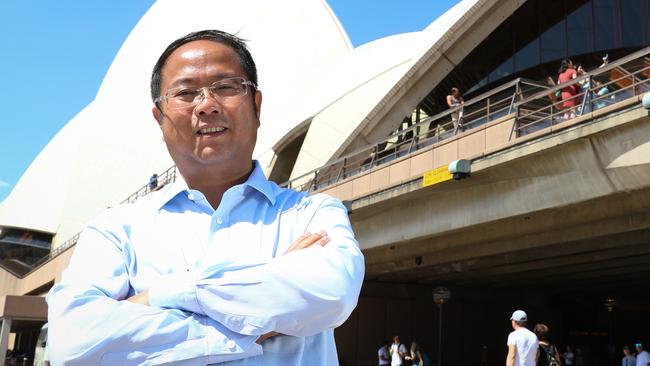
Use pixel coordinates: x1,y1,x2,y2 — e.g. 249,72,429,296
281,77,549,192
515,47,650,136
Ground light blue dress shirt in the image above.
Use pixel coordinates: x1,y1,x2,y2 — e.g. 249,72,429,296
46,161,365,365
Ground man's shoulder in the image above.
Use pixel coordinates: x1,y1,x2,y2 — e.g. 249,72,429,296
273,185,344,212
508,327,535,340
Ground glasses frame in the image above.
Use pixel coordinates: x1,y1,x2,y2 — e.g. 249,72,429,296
155,76,257,110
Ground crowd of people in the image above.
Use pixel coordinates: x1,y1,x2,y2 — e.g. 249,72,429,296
442,54,613,132
507,309,649,366
378,336,431,366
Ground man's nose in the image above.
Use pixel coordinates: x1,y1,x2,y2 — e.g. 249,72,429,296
194,87,222,115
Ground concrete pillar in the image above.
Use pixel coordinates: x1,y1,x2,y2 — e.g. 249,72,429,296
0,317,11,366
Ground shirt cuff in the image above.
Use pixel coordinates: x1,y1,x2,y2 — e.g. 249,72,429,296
148,272,202,314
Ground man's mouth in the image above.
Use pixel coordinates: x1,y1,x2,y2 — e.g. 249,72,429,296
198,126,227,135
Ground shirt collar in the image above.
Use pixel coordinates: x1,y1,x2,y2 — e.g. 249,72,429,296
155,160,276,209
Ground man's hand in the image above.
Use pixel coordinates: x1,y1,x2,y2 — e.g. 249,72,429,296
283,231,330,254
127,291,150,306
256,331,279,344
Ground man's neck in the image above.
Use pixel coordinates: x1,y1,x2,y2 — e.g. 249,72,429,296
180,162,254,208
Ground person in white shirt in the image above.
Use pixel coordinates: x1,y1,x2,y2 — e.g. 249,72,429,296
636,343,650,366
563,345,575,365
378,340,390,366
390,336,408,366
506,310,538,366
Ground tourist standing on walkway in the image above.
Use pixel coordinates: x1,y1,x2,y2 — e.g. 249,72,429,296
623,345,636,366
506,310,538,366
533,323,561,366
635,343,650,366
378,340,390,366
563,345,575,366
558,59,578,119
446,87,464,130
391,336,408,366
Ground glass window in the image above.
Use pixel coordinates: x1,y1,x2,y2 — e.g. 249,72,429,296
541,20,567,63
489,58,514,83
567,2,593,56
620,0,644,46
515,39,540,72
593,0,618,51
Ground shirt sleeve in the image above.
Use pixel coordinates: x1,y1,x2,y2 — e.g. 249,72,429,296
507,332,515,346
148,195,365,337
46,223,262,366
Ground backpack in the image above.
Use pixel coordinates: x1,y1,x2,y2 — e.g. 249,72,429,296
539,344,560,366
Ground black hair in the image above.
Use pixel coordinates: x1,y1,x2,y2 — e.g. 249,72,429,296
150,30,258,105
533,323,550,341
558,59,573,74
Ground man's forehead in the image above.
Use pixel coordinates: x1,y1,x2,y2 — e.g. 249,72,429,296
162,40,242,86
169,40,237,64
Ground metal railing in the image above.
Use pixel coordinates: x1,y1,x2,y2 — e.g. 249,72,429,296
282,78,549,192
121,165,178,204
515,47,650,136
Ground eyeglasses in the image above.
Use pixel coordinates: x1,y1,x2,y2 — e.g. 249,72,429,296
156,77,256,110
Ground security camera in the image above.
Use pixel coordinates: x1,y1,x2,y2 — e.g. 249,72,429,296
643,93,650,110
448,159,471,180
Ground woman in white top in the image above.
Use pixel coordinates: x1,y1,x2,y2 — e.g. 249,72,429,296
446,87,464,130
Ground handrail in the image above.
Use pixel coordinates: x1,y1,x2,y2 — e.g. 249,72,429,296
516,46,650,105
281,78,549,192
515,47,650,136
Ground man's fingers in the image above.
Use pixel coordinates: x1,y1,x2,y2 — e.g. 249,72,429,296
284,231,330,254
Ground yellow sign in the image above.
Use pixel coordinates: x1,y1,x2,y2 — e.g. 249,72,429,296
422,166,452,187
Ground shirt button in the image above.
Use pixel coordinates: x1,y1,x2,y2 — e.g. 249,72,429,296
216,217,223,225
226,340,236,350
187,193,195,200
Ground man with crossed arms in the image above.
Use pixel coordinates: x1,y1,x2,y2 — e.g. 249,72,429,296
46,30,365,365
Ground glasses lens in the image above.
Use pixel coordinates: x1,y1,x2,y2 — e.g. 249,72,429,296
165,88,201,110
208,78,248,98
163,77,249,110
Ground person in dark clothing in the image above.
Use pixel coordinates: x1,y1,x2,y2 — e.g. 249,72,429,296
534,324,561,366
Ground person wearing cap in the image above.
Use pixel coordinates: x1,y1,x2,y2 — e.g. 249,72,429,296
636,343,650,366
506,310,538,366
623,345,636,366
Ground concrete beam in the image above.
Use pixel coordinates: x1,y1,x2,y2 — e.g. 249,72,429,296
364,196,650,278
394,229,650,284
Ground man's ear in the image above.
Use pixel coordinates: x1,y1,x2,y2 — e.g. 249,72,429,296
152,106,164,126
254,90,263,122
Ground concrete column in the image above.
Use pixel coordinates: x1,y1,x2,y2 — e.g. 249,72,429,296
0,317,11,366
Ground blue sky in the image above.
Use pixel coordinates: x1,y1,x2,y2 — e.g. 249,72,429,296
0,0,460,202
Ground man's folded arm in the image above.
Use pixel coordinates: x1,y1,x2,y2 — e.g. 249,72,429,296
46,225,262,366
149,195,365,337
